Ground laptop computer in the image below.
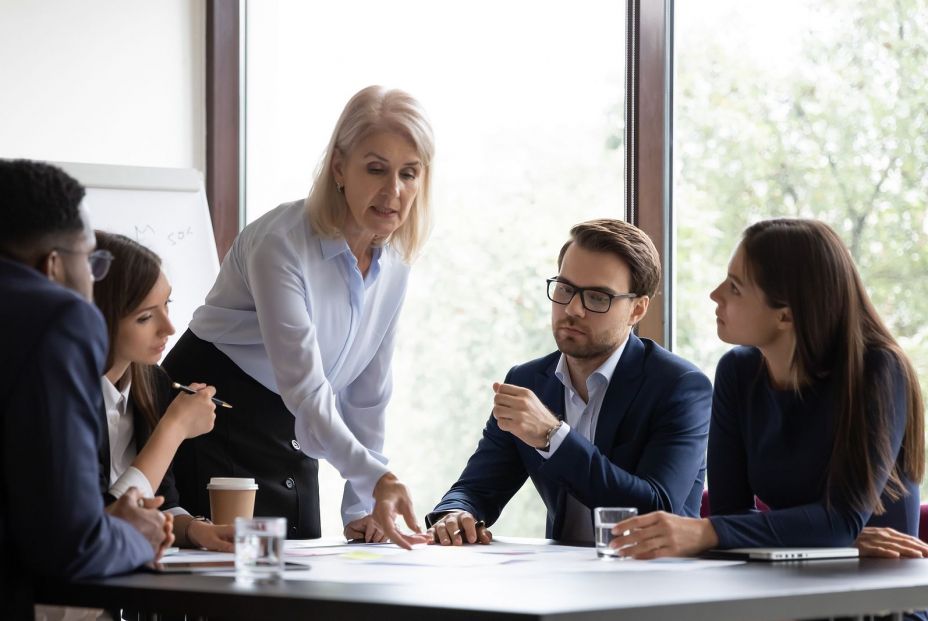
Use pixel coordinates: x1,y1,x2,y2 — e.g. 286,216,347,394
703,547,860,562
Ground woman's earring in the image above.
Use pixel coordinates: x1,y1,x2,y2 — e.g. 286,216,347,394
336,182,344,194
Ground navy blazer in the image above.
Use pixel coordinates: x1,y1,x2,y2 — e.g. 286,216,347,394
429,334,712,540
0,257,152,617
98,366,182,509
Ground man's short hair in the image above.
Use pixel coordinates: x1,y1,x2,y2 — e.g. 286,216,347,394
0,159,86,253
558,219,661,298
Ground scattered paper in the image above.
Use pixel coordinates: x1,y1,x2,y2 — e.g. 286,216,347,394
190,537,743,583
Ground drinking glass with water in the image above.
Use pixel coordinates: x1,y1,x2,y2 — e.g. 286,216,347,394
235,516,287,583
594,507,637,559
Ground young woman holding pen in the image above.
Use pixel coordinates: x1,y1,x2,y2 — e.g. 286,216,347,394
93,231,235,552
609,219,925,563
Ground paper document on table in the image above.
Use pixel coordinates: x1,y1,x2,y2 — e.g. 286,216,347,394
192,538,744,582
157,550,235,564
284,540,411,558
284,542,512,566
270,540,744,584
285,540,394,550
367,545,520,567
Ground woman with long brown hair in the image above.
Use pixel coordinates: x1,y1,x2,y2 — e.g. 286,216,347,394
606,218,924,560
94,231,234,551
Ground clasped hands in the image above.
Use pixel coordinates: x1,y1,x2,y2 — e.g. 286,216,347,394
106,487,174,560
427,510,492,546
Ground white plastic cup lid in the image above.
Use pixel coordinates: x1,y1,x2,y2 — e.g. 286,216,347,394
207,477,259,491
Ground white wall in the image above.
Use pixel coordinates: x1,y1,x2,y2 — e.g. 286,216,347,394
0,1,205,171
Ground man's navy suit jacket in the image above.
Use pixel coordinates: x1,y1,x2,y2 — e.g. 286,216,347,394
0,257,151,616
430,334,712,540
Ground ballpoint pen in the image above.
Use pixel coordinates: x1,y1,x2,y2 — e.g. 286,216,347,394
171,381,233,409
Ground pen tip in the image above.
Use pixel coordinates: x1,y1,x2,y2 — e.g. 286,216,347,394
222,403,233,409
171,382,180,389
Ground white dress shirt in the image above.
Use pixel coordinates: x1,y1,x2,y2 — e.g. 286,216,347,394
537,334,629,543
188,200,409,524
101,377,189,516
101,376,153,500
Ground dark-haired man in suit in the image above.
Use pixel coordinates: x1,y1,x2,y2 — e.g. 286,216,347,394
0,159,170,616
428,219,712,546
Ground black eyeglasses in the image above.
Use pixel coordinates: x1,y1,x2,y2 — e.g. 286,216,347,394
53,247,114,281
546,278,637,314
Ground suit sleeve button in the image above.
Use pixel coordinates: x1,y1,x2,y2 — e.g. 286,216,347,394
284,477,295,489
291,439,301,451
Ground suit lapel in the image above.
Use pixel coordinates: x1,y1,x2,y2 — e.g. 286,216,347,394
592,333,646,452
538,358,566,421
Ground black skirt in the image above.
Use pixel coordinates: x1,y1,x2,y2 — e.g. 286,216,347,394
162,330,321,539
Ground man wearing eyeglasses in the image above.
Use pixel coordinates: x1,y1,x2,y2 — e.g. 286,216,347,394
0,159,169,617
428,219,712,546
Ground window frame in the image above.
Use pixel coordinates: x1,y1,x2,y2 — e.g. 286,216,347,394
206,0,674,344
205,0,243,260
626,0,673,345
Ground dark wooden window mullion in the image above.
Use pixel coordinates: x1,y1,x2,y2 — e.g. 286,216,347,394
628,0,672,346
205,0,242,260
625,0,639,225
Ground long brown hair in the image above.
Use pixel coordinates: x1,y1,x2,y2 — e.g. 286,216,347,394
741,218,924,514
92,231,163,430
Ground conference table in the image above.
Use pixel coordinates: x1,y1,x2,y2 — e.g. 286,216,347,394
36,537,928,620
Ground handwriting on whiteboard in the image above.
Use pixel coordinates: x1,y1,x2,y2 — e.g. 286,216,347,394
133,224,195,246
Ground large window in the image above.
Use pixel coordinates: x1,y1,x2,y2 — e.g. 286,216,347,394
246,0,626,536
673,0,928,485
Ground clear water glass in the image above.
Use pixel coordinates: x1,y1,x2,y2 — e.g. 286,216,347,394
235,517,286,583
594,507,637,559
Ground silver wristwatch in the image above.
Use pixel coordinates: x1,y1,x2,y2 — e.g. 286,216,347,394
541,420,563,451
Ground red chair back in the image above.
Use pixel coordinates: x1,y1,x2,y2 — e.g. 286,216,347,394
701,489,770,517
920,504,928,543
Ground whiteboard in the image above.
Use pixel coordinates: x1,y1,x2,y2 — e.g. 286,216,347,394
56,162,221,355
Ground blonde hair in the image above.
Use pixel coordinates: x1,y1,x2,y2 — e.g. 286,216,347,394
306,86,434,263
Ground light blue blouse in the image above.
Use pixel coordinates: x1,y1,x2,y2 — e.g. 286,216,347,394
189,199,409,523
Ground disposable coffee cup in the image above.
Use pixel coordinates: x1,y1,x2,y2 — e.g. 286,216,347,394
207,477,258,525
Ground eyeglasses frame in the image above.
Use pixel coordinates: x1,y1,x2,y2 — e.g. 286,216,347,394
546,277,638,314
52,246,115,281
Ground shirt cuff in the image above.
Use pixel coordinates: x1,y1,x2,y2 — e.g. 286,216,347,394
341,482,373,526
165,506,191,517
342,509,370,527
536,422,571,459
108,466,155,500
350,461,391,511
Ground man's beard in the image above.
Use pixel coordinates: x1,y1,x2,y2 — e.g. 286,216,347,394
553,322,619,360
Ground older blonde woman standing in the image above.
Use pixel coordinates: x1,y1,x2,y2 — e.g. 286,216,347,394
163,86,433,548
